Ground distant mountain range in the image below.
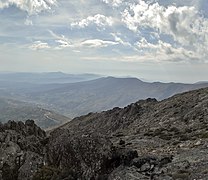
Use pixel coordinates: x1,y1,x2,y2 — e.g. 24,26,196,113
0,72,101,84
0,72,208,119
20,76,208,117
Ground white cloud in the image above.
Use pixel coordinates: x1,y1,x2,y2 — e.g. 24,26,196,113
1,0,208,67
102,0,123,7
121,0,208,61
80,39,118,48
54,39,117,49
122,1,208,46
48,30,72,49
136,37,159,50
49,30,118,49
55,39,71,48
24,18,33,26
0,0,57,15
111,33,132,47
70,14,113,29
29,41,50,50
134,37,201,62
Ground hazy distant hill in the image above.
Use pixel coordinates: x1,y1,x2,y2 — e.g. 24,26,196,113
0,72,102,100
24,77,208,117
0,97,70,129
0,72,101,84
0,73,207,118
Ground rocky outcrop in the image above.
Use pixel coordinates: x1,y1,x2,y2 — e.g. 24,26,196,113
35,128,139,179
0,120,46,180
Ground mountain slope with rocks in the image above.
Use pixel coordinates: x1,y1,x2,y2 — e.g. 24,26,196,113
54,87,208,179
0,87,208,179
0,97,70,129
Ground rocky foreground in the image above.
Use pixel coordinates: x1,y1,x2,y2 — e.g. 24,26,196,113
0,87,208,179
0,120,46,180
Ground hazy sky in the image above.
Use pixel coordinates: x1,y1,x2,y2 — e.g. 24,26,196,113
0,0,208,83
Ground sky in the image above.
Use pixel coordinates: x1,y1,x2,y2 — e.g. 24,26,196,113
0,0,208,83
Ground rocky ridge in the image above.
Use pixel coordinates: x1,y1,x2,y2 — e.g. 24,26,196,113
52,87,208,179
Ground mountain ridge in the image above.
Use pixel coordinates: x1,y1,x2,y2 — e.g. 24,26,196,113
23,76,208,117
0,87,208,179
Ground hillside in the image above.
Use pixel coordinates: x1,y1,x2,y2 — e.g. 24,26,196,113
50,87,208,179
25,77,208,117
60,87,208,137
0,97,70,129
0,87,208,179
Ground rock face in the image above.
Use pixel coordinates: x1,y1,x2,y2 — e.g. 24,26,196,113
0,120,46,180
46,130,115,179
1,87,208,179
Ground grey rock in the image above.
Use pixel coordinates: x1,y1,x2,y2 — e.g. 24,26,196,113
0,120,46,179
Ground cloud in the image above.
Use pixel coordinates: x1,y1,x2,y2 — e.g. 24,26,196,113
101,0,123,7
24,18,33,26
135,37,197,61
80,39,118,48
55,39,71,48
122,1,208,46
70,14,113,30
0,0,57,15
49,30,118,49
48,30,72,49
29,41,50,50
121,0,208,61
1,0,208,67
54,39,118,49
111,33,132,47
